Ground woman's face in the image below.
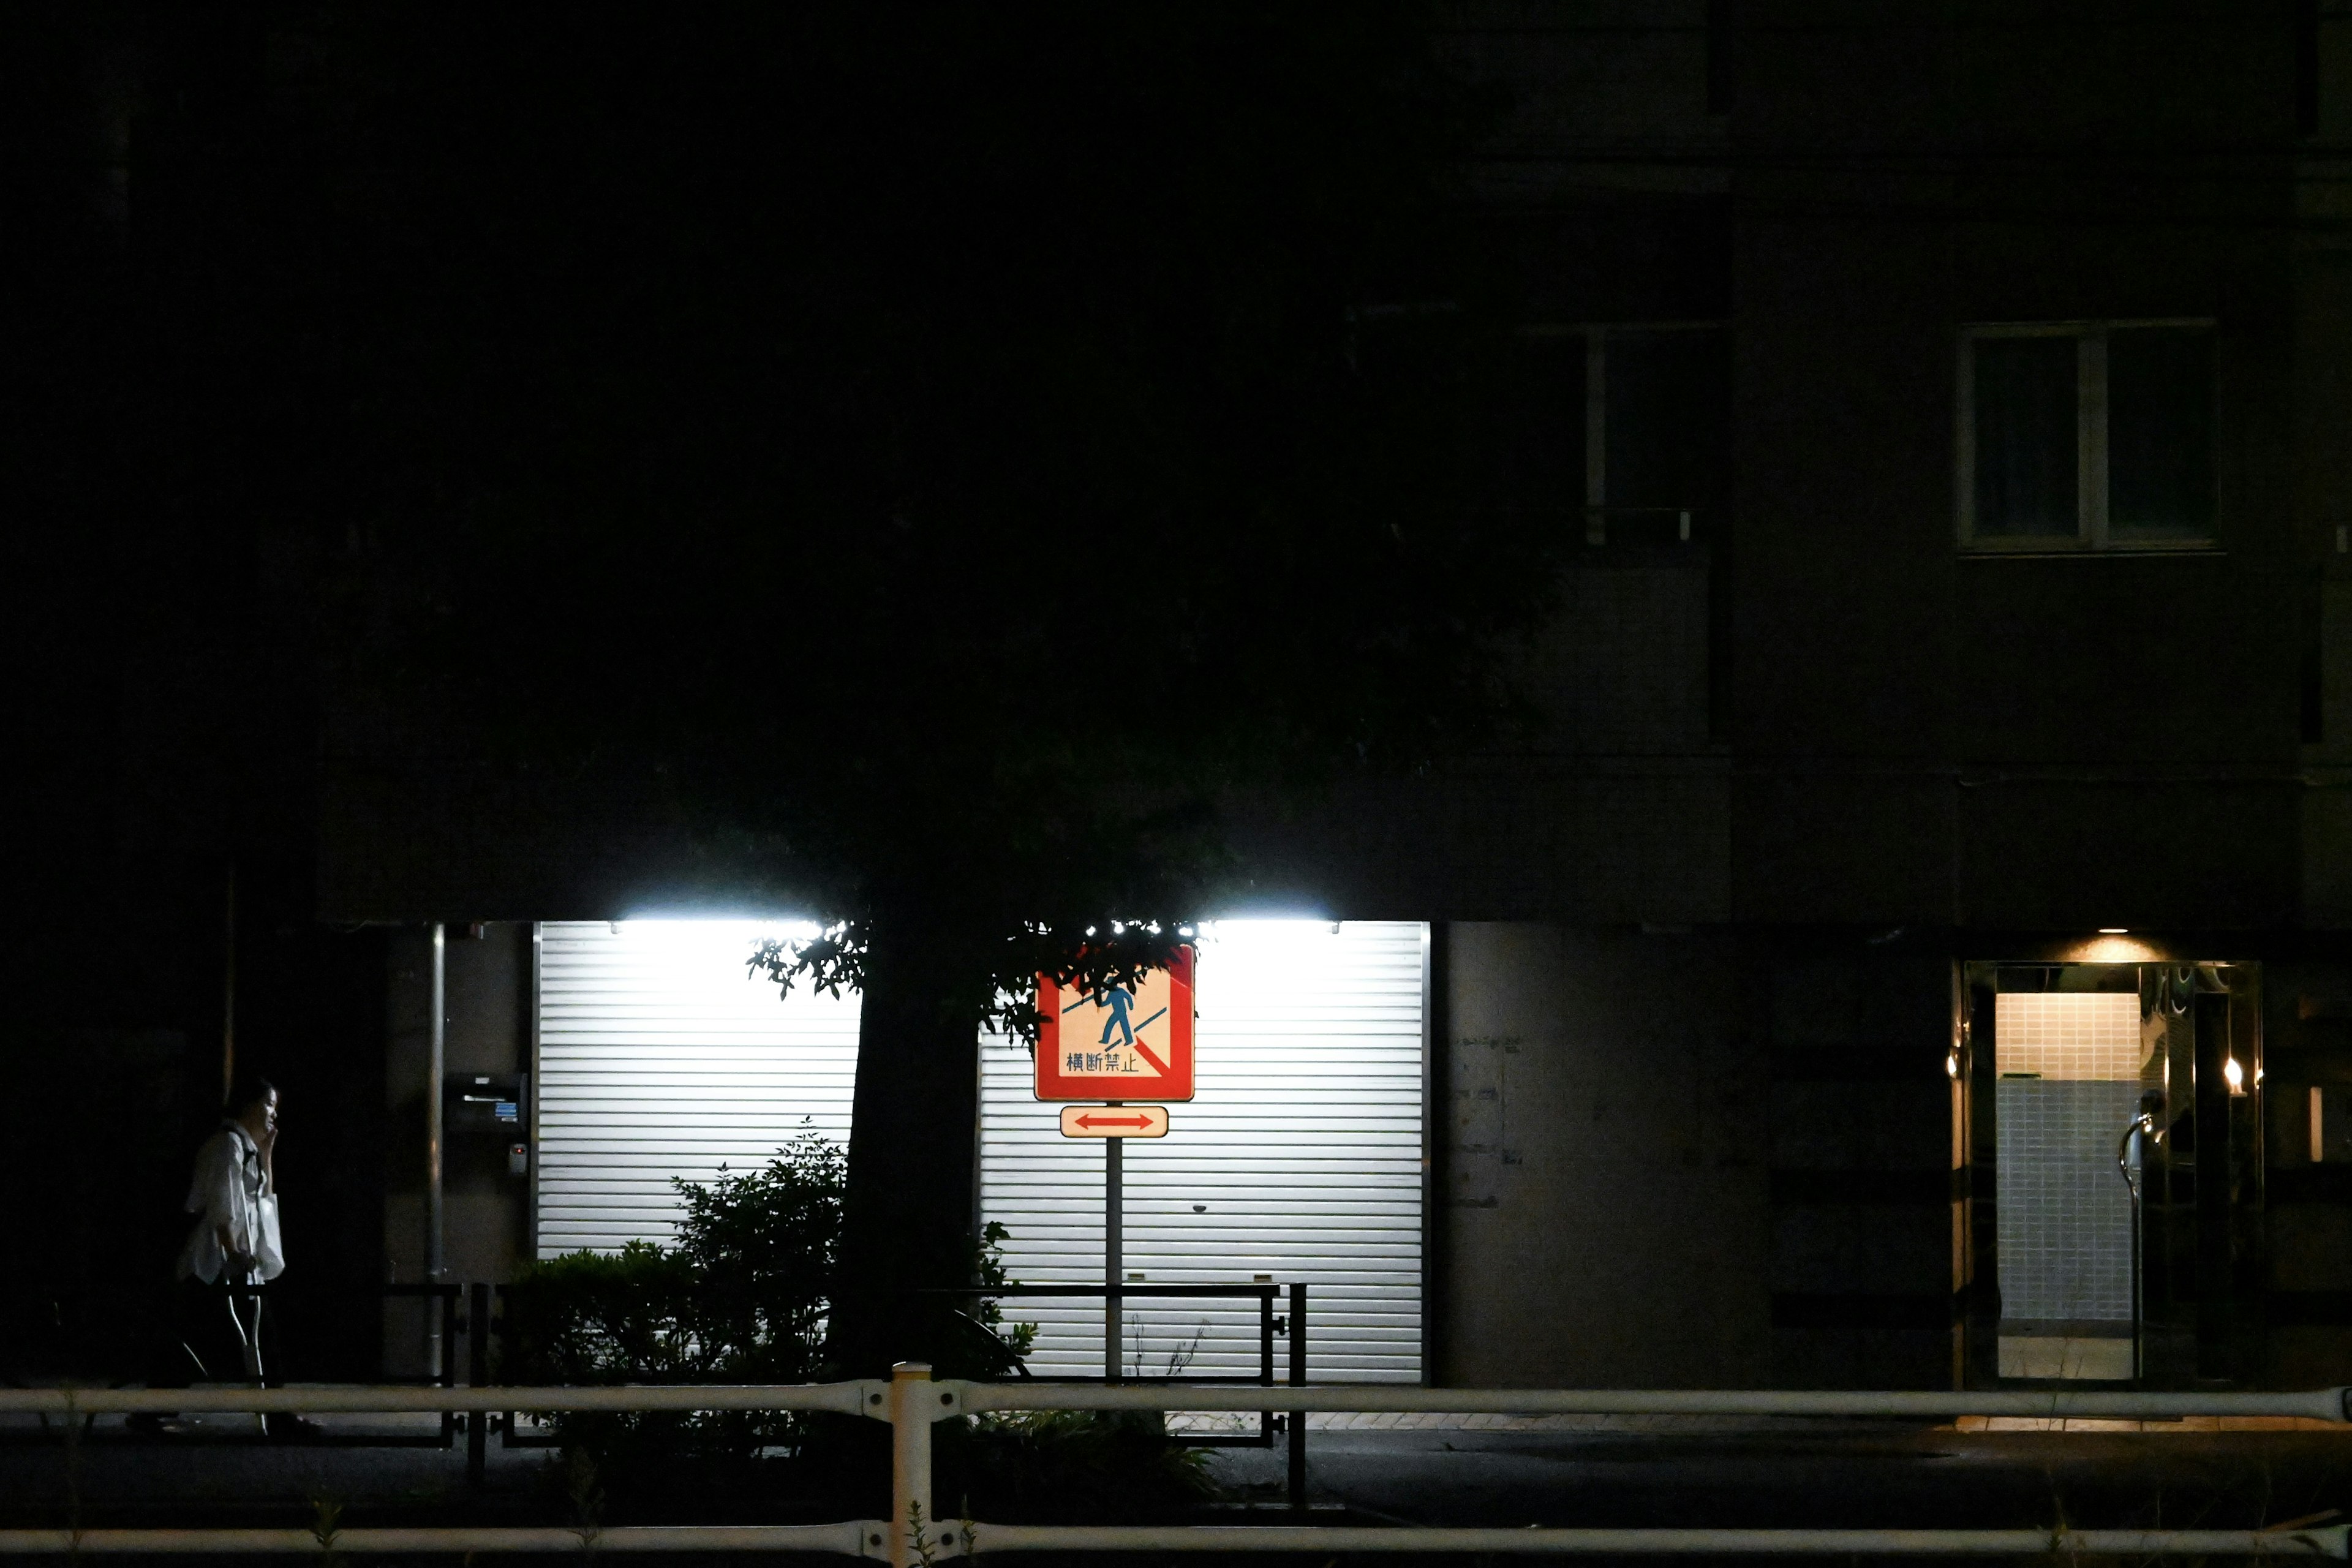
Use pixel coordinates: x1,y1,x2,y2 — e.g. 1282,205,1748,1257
241,1088,279,1139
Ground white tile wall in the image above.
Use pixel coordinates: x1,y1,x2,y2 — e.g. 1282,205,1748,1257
1993,993,2144,1082
1995,1079,2141,1324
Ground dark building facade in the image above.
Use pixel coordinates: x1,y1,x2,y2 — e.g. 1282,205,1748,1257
1381,0,2352,1391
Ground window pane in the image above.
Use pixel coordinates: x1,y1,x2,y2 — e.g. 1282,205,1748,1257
1604,330,1727,513
1972,336,2078,538
2108,328,2213,542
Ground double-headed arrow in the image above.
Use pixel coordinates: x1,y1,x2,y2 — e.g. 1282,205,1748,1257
1058,1104,1170,1138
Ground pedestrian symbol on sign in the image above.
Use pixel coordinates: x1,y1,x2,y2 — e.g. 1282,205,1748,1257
1096,985,1137,1047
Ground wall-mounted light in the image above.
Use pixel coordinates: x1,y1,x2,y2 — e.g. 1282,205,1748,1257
2070,930,2157,961
2224,1057,2247,1096
1945,1052,1961,1080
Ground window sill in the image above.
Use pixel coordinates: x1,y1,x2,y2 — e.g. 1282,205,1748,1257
1959,540,2223,559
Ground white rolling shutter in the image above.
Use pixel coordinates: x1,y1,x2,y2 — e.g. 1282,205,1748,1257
980,921,1428,1383
534,921,859,1256
537,919,1428,1383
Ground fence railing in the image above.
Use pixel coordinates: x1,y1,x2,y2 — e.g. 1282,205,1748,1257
4,1368,2351,1558
6,1282,468,1450
69,1276,1310,1480
900,1280,1300,1485
902,1281,1291,1385
481,1279,1310,1488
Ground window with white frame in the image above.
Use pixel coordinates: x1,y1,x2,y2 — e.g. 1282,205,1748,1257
1958,322,2217,551
1499,323,1727,545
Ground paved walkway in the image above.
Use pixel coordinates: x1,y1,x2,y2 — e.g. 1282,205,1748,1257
1950,1414,2345,1432
1209,1420,2352,1530
1171,1410,2352,1434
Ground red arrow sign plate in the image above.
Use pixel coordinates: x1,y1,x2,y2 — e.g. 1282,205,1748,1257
1059,1104,1170,1138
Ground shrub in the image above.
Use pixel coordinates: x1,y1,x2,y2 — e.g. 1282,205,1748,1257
948,1410,1218,1525
499,1131,847,1475
668,1131,845,1385
500,1129,1036,1488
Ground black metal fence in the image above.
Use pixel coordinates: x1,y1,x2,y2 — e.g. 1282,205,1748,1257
15,1276,1313,1502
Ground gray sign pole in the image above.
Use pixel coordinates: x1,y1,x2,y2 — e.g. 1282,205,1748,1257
1105,1105,1123,1380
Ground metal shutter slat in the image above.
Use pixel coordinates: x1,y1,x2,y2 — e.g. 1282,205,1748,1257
979,921,1425,1384
535,922,860,1253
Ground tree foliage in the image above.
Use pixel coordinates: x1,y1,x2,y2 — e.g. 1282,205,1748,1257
195,4,1561,1360
750,920,1199,1047
292,4,1554,949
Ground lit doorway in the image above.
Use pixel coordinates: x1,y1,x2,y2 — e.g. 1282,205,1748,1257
1962,960,2263,1388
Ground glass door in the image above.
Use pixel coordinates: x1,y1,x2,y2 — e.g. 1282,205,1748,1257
1962,960,2263,1387
2139,962,2265,1385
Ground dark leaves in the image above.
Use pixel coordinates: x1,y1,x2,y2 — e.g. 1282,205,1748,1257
752,919,1195,1045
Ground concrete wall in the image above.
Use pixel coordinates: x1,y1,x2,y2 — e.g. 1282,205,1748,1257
2261,959,2352,1386
1730,6,2305,933
1436,924,1965,1391
1764,950,1962,1389
1436,923,1768,1386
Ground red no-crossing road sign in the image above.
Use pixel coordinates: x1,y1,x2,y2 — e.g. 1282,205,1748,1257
1058,1105,1171,1138
1034,946,1194,1102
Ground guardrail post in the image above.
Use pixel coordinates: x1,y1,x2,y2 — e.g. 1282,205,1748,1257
1287,1281,1306,1509
439,1286,459,1447
1259,1288,1275,1448
888,1362,934,1568
1105,1132,1124,1381
466,1283,489,1486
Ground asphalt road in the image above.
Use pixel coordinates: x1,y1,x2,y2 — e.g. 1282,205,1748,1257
1215,1423,2352,1532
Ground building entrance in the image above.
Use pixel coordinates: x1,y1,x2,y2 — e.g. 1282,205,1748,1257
1962,960,2263,1388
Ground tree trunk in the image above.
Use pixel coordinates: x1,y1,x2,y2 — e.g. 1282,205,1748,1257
828,918,986,1375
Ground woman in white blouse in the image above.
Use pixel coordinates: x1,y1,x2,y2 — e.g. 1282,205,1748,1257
135,1071,315,1440
178,1074,284,1346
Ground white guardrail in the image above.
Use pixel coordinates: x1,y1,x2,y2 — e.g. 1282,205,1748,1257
2,1366,2350,1559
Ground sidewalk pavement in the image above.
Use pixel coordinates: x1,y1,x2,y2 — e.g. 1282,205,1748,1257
1171,1410,2352,1433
